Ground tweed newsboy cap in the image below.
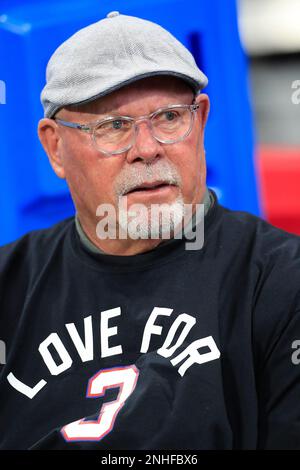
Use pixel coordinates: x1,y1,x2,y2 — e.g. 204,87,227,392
41,11,208,118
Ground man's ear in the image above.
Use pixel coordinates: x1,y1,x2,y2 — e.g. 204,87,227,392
195,93,210,131
38,118,66,179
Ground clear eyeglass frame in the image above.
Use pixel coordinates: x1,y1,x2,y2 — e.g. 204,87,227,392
54,102,200,156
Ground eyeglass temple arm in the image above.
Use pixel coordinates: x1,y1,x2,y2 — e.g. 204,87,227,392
54,118,90,132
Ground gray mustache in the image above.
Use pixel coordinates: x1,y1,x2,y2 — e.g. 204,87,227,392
115,163,181,197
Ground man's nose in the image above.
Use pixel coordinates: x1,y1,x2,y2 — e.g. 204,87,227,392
125,120,162,164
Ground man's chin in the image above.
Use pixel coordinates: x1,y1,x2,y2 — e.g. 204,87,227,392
117,197,185,241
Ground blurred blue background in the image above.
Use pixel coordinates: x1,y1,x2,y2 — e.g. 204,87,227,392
0,0,261,245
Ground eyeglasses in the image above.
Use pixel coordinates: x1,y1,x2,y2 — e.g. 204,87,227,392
54,103,200,156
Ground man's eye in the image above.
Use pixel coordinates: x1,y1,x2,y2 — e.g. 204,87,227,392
111,120,123,130
98,119,129,133
164,111,177,121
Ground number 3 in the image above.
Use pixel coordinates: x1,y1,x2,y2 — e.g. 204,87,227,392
61,365,139,442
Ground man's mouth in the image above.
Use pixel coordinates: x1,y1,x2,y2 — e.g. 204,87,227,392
124,181,176,195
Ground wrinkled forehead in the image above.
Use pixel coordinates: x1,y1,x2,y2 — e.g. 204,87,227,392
63,76,195,117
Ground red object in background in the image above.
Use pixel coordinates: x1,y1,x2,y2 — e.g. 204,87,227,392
257,146,300,235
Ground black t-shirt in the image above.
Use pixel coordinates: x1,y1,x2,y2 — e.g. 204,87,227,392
1,190,300,450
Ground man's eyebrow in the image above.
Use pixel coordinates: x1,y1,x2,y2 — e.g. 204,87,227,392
89,107,128,119
95,102,189,117
70,100,193,119
93,104,119,115
65,102,116,117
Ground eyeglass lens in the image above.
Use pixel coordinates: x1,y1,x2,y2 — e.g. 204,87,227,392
93,106,193,154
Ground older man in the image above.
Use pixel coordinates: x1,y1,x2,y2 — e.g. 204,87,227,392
39,74,209,255
0,12,300,451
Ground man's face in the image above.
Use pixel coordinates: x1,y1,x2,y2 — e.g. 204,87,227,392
39,76,209,239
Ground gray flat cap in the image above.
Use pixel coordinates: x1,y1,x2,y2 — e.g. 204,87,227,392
41,11,208,118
